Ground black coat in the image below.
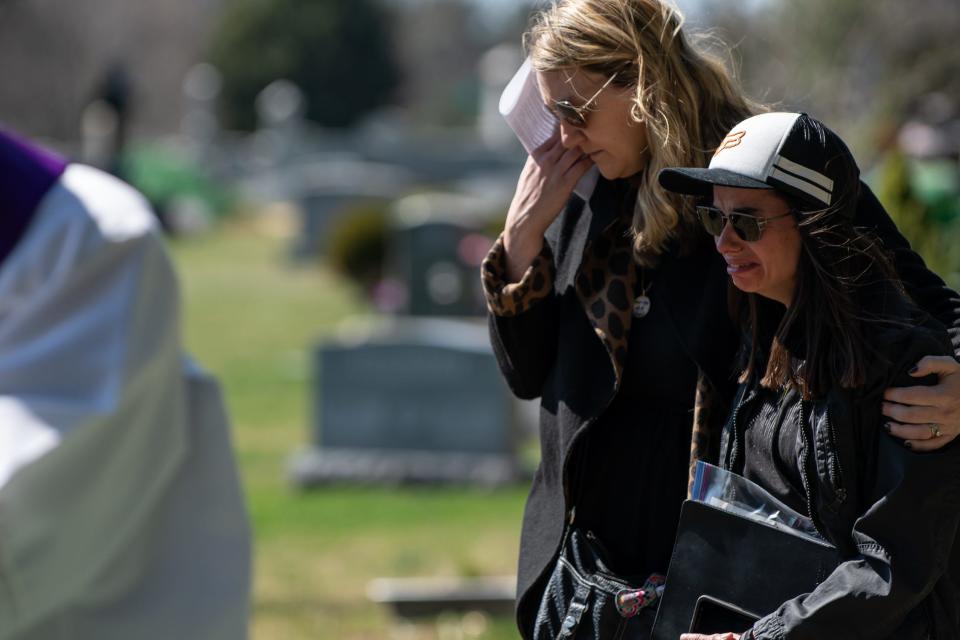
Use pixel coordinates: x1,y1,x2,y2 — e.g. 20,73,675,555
720,292,960,638
482,177,960,638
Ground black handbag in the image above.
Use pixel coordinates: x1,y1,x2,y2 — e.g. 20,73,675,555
533,526,664,640
650,499,843,639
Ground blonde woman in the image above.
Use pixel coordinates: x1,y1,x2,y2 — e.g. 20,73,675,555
480,1,960,637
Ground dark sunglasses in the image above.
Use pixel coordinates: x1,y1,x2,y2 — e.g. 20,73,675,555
696,205,794,242
552,73,618,129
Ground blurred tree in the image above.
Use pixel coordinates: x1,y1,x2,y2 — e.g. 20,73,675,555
876,149,960,287
387,0,535,128
0,0,219,140
209,0,400,131
391,0,485,126
697,0,960,283
700,0,960,154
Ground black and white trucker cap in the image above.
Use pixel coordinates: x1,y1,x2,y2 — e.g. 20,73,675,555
659,112,859,212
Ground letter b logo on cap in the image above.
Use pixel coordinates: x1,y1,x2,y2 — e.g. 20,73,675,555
714,131,746,157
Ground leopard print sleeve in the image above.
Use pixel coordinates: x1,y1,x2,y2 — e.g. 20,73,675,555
688,370,727,496
481,233,556,317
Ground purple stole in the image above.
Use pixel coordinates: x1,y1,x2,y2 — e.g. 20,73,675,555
0,129,69,267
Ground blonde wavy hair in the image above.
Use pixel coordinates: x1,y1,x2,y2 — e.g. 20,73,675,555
527,0,764,264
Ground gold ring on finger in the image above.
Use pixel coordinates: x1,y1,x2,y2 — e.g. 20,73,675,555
929,423,943,438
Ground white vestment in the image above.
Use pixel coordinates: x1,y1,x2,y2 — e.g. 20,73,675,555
0,165,251,639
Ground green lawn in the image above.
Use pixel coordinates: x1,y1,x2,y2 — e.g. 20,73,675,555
169,216,527,639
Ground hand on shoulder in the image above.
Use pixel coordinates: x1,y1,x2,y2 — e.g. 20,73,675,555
884,354,960,451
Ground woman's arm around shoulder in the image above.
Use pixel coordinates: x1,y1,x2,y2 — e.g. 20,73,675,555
746,328,960,639
855,183,960,448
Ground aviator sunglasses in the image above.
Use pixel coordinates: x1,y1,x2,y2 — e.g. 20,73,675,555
551,73,618,128
696,205,794,242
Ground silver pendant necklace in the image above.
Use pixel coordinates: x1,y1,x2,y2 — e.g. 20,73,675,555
632,268,652,318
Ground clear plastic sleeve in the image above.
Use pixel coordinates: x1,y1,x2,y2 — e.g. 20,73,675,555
691,461,821,541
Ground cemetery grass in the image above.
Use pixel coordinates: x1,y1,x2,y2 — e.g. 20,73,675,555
169,216,528,640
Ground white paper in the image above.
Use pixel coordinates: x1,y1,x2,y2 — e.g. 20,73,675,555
499,58,599,201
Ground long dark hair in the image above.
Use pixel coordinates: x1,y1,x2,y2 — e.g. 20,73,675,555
734,176,907,399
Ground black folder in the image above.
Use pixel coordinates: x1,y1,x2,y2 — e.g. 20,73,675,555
651,499,843,639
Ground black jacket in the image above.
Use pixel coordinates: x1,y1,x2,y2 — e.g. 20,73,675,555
481,178,960,638
719,295,960,639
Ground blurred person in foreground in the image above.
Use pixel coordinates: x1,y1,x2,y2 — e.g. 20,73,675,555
662,113,959,639
481,0,960,637
0,127,251,639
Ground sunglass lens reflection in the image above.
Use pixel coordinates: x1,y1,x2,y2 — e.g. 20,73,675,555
744,220,762,241
697,207,725,236
731,215,761,241
554,102,585,128
697,207,761,242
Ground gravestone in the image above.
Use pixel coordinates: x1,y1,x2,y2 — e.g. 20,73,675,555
386,192,494,317
389,221,485,316
289,317,526,487
293,157,415,260
290,190,533,487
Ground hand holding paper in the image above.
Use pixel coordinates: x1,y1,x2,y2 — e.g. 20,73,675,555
497,58,599,281
499,58,599,200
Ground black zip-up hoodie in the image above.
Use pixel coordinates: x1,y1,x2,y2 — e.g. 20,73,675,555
720,290,960,639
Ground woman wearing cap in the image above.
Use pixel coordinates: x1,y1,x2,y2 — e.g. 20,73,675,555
661,112,960,639
481,0,960,637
